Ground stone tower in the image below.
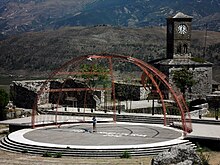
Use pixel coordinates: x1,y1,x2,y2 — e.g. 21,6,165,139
155,12,213,100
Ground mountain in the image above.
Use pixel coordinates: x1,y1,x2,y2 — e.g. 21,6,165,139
0,0,220,39
0,26,220,81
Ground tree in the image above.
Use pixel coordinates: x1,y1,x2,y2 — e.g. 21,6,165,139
80,64,109,88
80,63,109,109
0,89,9,120
172,68,196,98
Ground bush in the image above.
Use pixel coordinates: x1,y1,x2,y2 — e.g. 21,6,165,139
120,151,131,158
42,151,52,157
53,152,62,158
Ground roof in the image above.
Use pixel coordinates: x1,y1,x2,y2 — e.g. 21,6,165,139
173,12,192,19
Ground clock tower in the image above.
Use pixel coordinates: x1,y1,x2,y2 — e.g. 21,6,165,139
167,12,192,59
155,12,213,100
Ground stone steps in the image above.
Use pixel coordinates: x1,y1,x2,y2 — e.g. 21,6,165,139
0,135,196,157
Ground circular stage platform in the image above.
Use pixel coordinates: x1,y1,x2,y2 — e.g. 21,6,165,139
0,122,194,156
24,123,182,147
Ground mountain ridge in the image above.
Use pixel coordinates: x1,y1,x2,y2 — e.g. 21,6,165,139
0,0,220,39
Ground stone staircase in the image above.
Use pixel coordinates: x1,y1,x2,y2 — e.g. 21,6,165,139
0,134,196,157
116,115,164,124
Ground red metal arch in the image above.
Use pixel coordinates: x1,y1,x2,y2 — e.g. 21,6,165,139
32,53,192,133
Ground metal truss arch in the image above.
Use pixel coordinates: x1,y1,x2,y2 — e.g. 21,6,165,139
32,53,192,133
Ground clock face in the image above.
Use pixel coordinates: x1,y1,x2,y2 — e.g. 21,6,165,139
177,24,188,34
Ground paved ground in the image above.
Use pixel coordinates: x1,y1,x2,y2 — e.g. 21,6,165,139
188,123,220,140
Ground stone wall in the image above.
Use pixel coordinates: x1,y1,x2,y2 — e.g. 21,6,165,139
191,67,212,99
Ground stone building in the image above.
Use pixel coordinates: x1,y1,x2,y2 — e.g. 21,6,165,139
10,79,102,109
155,12,213,100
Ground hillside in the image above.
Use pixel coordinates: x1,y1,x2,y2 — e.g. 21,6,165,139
0,26,165,74
0,26,220,81
0,0,220,39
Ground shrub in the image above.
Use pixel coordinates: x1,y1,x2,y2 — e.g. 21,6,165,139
42,151,52,157
53,152,62,158
120,151,131,158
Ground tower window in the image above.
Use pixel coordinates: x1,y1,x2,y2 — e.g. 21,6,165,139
183,44,188,53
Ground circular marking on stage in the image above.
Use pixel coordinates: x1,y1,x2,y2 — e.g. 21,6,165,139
19,122,183,147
